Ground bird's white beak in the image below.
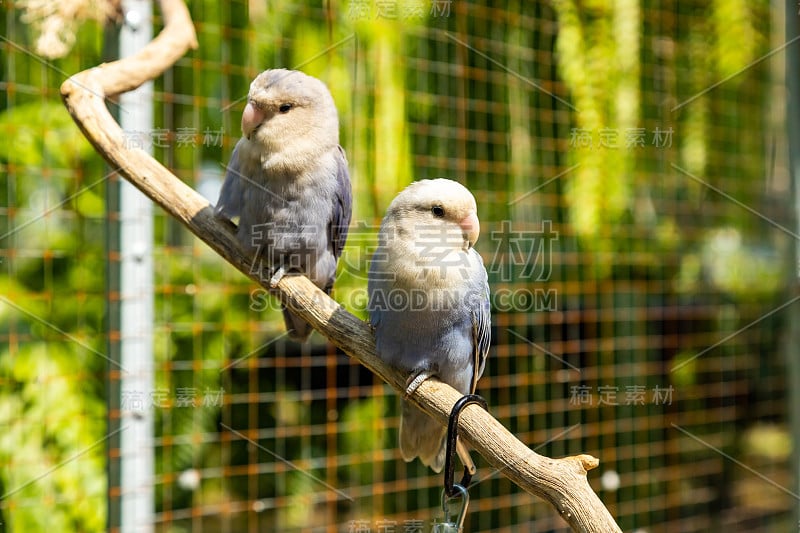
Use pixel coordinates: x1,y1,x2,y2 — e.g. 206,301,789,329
459,212,480,248
241,101,265,139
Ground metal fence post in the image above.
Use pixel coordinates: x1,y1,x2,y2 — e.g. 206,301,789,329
784,0,800,528
108,0,155,531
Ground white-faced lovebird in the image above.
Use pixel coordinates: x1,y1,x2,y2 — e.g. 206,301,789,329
368,179,491,472
215,69,352,341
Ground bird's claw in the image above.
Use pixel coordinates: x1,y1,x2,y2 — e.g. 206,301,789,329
213,212,239,234
404,365,437,397
269,266,286,288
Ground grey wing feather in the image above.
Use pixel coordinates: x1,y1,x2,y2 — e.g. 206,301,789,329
470,256,492,393
329,146,352,260
367,265,383,329
215,141,244,220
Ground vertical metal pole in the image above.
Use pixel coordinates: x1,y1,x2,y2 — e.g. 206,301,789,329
785,0,800,528
116,0,155,531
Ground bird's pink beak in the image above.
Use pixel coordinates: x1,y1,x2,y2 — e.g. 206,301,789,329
459,212,480,248
241,101,265,139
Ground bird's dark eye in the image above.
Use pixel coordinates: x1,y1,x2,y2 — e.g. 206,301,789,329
279,103,293,113
431,205,445,217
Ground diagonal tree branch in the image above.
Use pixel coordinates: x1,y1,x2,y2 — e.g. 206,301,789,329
59,1,621,531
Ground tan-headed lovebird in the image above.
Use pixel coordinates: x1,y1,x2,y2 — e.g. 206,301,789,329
368,179,491,473
215,69,352,342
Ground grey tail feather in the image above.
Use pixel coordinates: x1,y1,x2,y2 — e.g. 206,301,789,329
399,400,447,473
282,305,313,342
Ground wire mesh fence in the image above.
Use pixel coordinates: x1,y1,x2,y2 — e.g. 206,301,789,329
1,0,797,532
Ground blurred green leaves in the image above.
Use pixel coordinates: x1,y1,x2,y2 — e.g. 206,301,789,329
712,0,759,82
552,0,639,272
0,343,106,532
1,54,107,533
0,101,94,170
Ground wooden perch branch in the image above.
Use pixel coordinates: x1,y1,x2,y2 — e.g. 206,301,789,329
60,1,621,531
